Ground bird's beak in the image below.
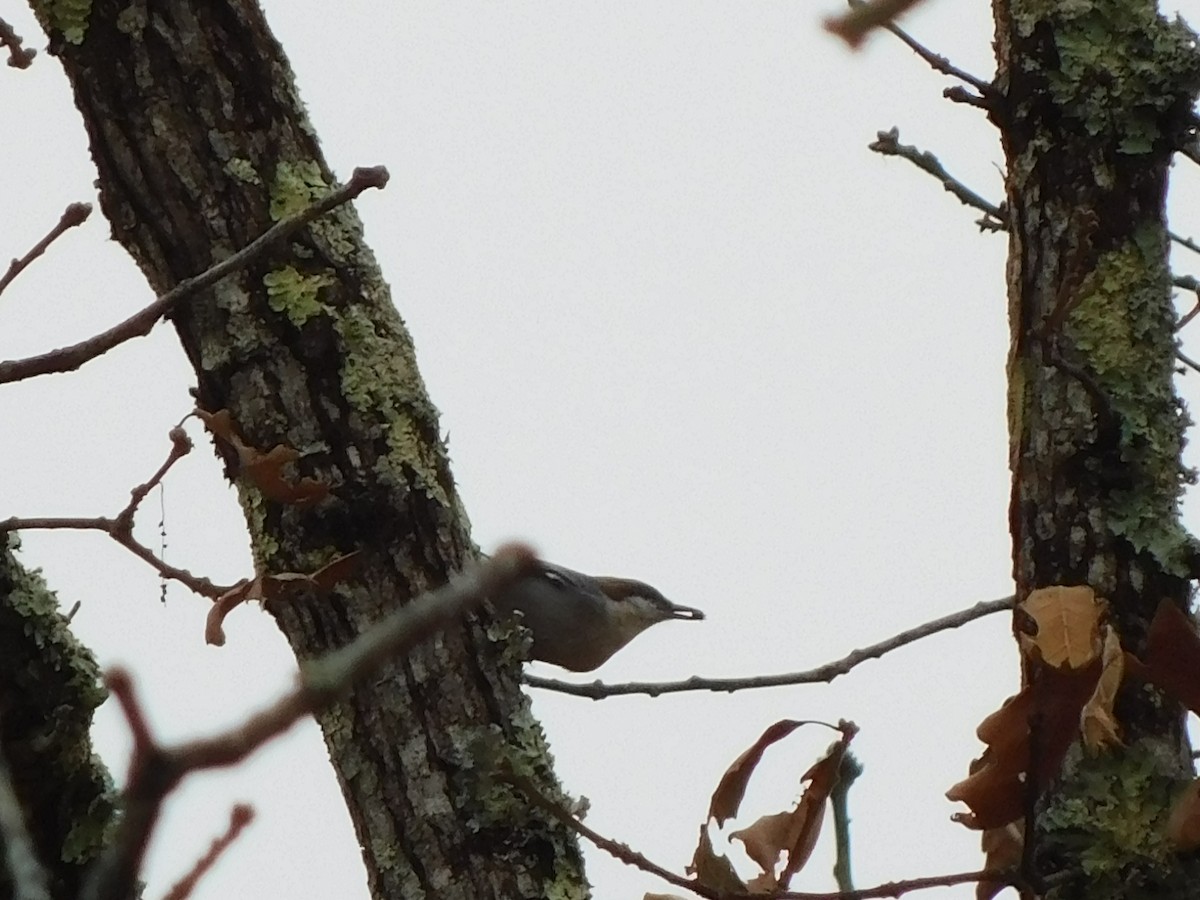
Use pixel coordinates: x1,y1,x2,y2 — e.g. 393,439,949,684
668,603,705,621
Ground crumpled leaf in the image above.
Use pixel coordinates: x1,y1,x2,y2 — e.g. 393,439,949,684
196,408,329,506
727,723,856,890
206,579,256,647
692,720,856,893
730,810,808,876
708,720,806,826
686,825,746,893
948,659,1101,829
205,552,361,645
1126,600,1200,715
1080,625,1124,752
977,821,1022,900
1019,585,1102,669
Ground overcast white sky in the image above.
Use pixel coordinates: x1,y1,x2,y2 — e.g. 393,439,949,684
5,2,1200,898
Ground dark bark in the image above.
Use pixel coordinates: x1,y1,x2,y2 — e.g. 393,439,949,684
996,0,1200,894
24,2,585,897
0,535,118,900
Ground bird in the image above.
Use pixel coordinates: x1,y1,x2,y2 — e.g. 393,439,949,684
489,561,705,672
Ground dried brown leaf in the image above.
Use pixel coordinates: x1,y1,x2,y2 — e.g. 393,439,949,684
205,554,359,645
311,551,362,590
779,730,855,885
1080,626,1124,752
708,720,806,826
1019,585,1102,669
948,660,1101,829
745,870,781,894
205,579,257,646
196,408,329,506
1134,600,1200,715
977,821,1022,900
730,810,807,875
687,825,746,892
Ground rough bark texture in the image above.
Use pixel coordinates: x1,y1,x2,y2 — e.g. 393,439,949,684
24,2,586,897
0,535,118,900
995,0,1200,894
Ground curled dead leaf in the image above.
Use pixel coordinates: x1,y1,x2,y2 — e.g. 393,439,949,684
205,553,360,645
977,821,1022,900
730,810,807,875
708,720,806,826
196,408,329,506
206,579,258,646
1130,600,1200,715
1080,626,1124,752
948,660,1101,829
703,721,855,891
687,825,746,893
1019,585,1102,669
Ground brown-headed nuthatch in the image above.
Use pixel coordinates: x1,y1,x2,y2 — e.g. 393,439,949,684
491,561,704,671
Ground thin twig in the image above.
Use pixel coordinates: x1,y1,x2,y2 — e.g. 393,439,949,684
0,427,228,599
525,595,1013,699
0,202,91,298
0,15,36,68
0,166,389,385
835,0,996,107
1171,230,1200,258
504,771,708,897
825,0,926,49
1177,349,1200,376
0,749,51,900
506,767,1012,899
782,869,1016,900
160,805,254,900
79,545,538,900
872,12,994,100
869,128,1007,228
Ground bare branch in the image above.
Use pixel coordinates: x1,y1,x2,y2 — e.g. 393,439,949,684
869,128,1006,228
525,594,1013,699
0,749,50,900
783,869,1016,899
79,545,538,900
0,202,91,299
0,166,389,385
0,16,36,68
0,427,228,599
872,14,995,101
160,805,254,900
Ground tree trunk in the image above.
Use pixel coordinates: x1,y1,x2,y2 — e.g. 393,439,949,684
24,2,586,897
0,536,117,900
996,0,1200,893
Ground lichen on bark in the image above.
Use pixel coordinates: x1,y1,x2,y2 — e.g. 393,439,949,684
996,0,1200,892
0,535,118,899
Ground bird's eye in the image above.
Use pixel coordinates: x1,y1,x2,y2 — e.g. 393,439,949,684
541,568,569,588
